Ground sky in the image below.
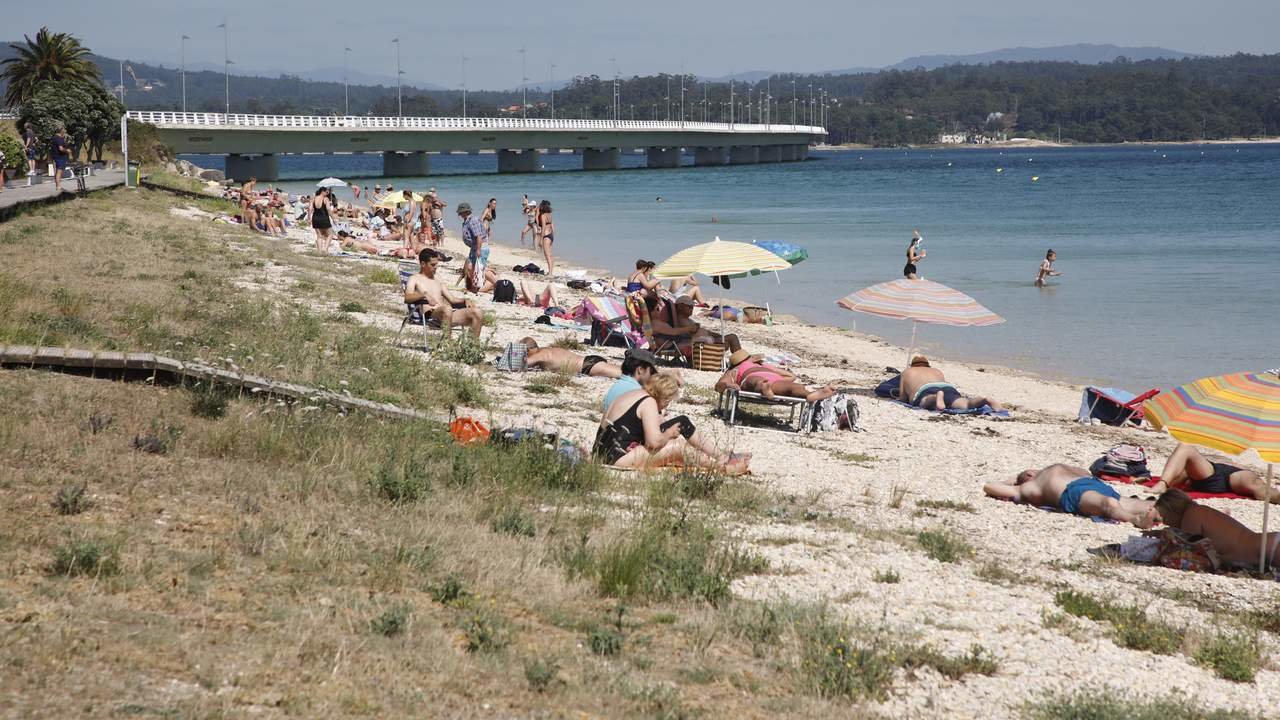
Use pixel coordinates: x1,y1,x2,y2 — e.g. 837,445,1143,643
7,0,1279,89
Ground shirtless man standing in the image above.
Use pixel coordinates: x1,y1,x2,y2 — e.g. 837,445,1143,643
983,463,1153,525
403,249,484,339
518,337,622,378
427,189,447,247
900,356,1003,412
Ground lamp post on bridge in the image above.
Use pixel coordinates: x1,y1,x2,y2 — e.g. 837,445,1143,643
217,20,230,120
550,62,556,120
679,70,685,127
807,83,813,126
791,79,797,129
180,34,189,114
461,55,468,120
518,46,528,121
729,79,734,127
665,75,670,122
392,37,403,125
343,46,351,116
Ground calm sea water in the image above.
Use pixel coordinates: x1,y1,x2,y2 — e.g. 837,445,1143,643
181,144,1280,390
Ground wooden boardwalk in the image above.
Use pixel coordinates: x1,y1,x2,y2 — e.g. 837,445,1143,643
0,170,127,219
0,344,443,423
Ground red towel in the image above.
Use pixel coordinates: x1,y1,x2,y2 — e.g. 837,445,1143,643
1098,474,1250,500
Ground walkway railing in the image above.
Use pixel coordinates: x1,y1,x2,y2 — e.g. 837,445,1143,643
126,110,823,135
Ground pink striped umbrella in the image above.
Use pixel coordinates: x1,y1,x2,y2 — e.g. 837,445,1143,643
836,279,1004,363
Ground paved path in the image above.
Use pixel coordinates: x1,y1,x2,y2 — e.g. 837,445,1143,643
0,170,126,217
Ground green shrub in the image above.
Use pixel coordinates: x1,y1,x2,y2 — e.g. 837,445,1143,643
524,657,559,692
53,482,91,515
1194,630,1263,682
1054,590,1183,655
369,604,411,637
588,625,625,656
188,383,234,419
1025,690,1257,720
795,610,896,701
435,334,487,365
1053,590,1110,621
916,529,972,563
363,268,399,285
489,503,536,537
370,455,432,504
429,575,469,605
898,643,998,680
0,134,24,171
338,300,365,313
461,607,510,653
873,569,900,584
51,537,120,577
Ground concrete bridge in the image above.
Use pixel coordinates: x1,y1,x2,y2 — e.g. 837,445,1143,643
125,111,825,181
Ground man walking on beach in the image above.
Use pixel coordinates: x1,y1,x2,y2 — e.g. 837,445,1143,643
983,463,1153,525
459,202,489,292
403,249,484,339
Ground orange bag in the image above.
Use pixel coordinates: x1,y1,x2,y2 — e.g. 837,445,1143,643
449,416,491,446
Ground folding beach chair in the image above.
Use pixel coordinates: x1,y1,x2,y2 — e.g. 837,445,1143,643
393,260,440,352
577,295,644,349
1078,386,1161,427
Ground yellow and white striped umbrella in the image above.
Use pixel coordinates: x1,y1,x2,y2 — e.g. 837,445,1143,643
373,192,425,208
651,236,791,279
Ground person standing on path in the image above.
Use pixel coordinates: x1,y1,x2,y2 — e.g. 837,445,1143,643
23,122,38,177
538,199,555,276
50,126,71,194
1035,249,1062,287
904,229,925,279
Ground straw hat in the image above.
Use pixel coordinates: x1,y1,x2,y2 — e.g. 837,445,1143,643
728,349,752,368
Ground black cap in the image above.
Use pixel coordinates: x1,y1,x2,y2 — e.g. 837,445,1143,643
624,348,658,367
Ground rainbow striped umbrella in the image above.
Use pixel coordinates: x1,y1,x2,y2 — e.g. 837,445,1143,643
1143,371,1280,571
835,279,1004,363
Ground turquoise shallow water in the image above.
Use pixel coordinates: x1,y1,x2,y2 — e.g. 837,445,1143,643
184,144,1280,390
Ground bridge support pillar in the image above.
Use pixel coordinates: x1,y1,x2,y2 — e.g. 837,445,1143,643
794,144,810,161
498,149,541,173
729,146,760,165
382,151,429,177
225,153,279,182
757,146,782,163
646,147,681,168
693,146,727,166
582,147,622,171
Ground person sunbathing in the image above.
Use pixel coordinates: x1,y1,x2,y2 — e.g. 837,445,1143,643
1151,443,1277,502
900,355,1003,411
517,279,559,308
649,296,742,353
336,230,416,258
1146,489,1280,570
715,349,835,402
518,337,621,378
984,463,1154,526
594,373,750,475
667,274,709,306
403,249,484,339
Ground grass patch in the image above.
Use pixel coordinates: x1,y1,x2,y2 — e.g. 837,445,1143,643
916,529,973,563
899,643,998,680
131,419,183,455
337,300,366,313
1025,690,1257,720
1053,590,1183,655
429,575,469,605
188,383,234,419
524,657,559,692
524,381,559,395
51,537,120,577
1193,629,1263,682
551,334,583,350
369,604,412,637
915,499,977,514
363,267,399,285
435,333,488,365
460,607,511,653
974,562,1027,586
488,502,537,538
53,481,91,515
833,451,878,466
873,568,900,584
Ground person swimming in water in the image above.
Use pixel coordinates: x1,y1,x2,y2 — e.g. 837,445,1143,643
1035,249,1062,287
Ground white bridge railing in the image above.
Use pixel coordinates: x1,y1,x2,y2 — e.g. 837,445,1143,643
126,111,823,135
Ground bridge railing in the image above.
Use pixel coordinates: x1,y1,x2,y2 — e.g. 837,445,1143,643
125,111,823,135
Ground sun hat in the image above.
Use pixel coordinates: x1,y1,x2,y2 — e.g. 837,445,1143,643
728,349,752,368
456,202,472,214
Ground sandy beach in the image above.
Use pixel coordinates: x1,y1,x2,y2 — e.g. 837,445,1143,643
165,188,1280,717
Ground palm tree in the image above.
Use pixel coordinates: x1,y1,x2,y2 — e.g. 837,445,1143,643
2,27,100,108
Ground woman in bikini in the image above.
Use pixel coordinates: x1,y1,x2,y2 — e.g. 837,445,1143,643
666,274,709,306
715,350,836,402
594,373,750,474
538,199,555,276
626,259,663,299
1148,489,1280,571
904,230,925,279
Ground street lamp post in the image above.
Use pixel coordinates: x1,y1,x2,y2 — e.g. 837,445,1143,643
550,62,556,119
218,20,230,119
518,46,527,121
729,80,734,127
343,46,351,115
665,75,670,122
392,37,403,124
679,73,685,127
180,34,189,114
461,55,468,119
791,79,796,129
808,83,813,126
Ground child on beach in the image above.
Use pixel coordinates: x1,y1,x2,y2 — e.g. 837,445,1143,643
1035,249,1061,287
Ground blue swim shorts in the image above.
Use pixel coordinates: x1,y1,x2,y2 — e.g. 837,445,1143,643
1059,476,1120,516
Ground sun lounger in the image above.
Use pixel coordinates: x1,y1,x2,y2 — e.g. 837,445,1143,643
717,387,814,434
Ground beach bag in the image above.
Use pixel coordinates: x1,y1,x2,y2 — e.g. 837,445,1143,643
449,416,490,446
1154,528,1221,573
492,279,516,303
567,279,590,290
493,343,528,372
1089,443,1151,479
743,306,769,324
690,342,726,372
811,392,864,433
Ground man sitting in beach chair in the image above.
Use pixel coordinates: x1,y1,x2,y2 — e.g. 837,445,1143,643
1150,443,1276,503
900,355,1003,412
715,350,835,402
518,337,622,379
984,463,1154,526
404,249,484,339
649,296,742,355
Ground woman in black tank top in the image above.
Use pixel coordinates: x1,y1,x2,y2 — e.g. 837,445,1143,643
310,188,334,254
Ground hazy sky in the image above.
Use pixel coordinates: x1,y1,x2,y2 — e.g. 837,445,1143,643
8,0,1278,88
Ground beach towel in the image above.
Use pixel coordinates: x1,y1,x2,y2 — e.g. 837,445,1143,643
875,374,1010,417
1097,474,1250,500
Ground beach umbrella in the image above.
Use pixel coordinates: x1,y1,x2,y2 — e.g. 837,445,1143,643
1143,370,1280,572
835,278,1004,364
373,192,425,208
725,240,809,279
651,236,793,337
316,177,347,189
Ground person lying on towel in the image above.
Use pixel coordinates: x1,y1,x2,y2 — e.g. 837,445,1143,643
901,355,1003,412
1144,489,1280,571
984,464,1154,526
1151,443,1276,502
715,349,835,403
518,337,622,379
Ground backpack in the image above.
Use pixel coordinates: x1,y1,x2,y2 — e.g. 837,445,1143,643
493,279,516,303
1089,443,1150,479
